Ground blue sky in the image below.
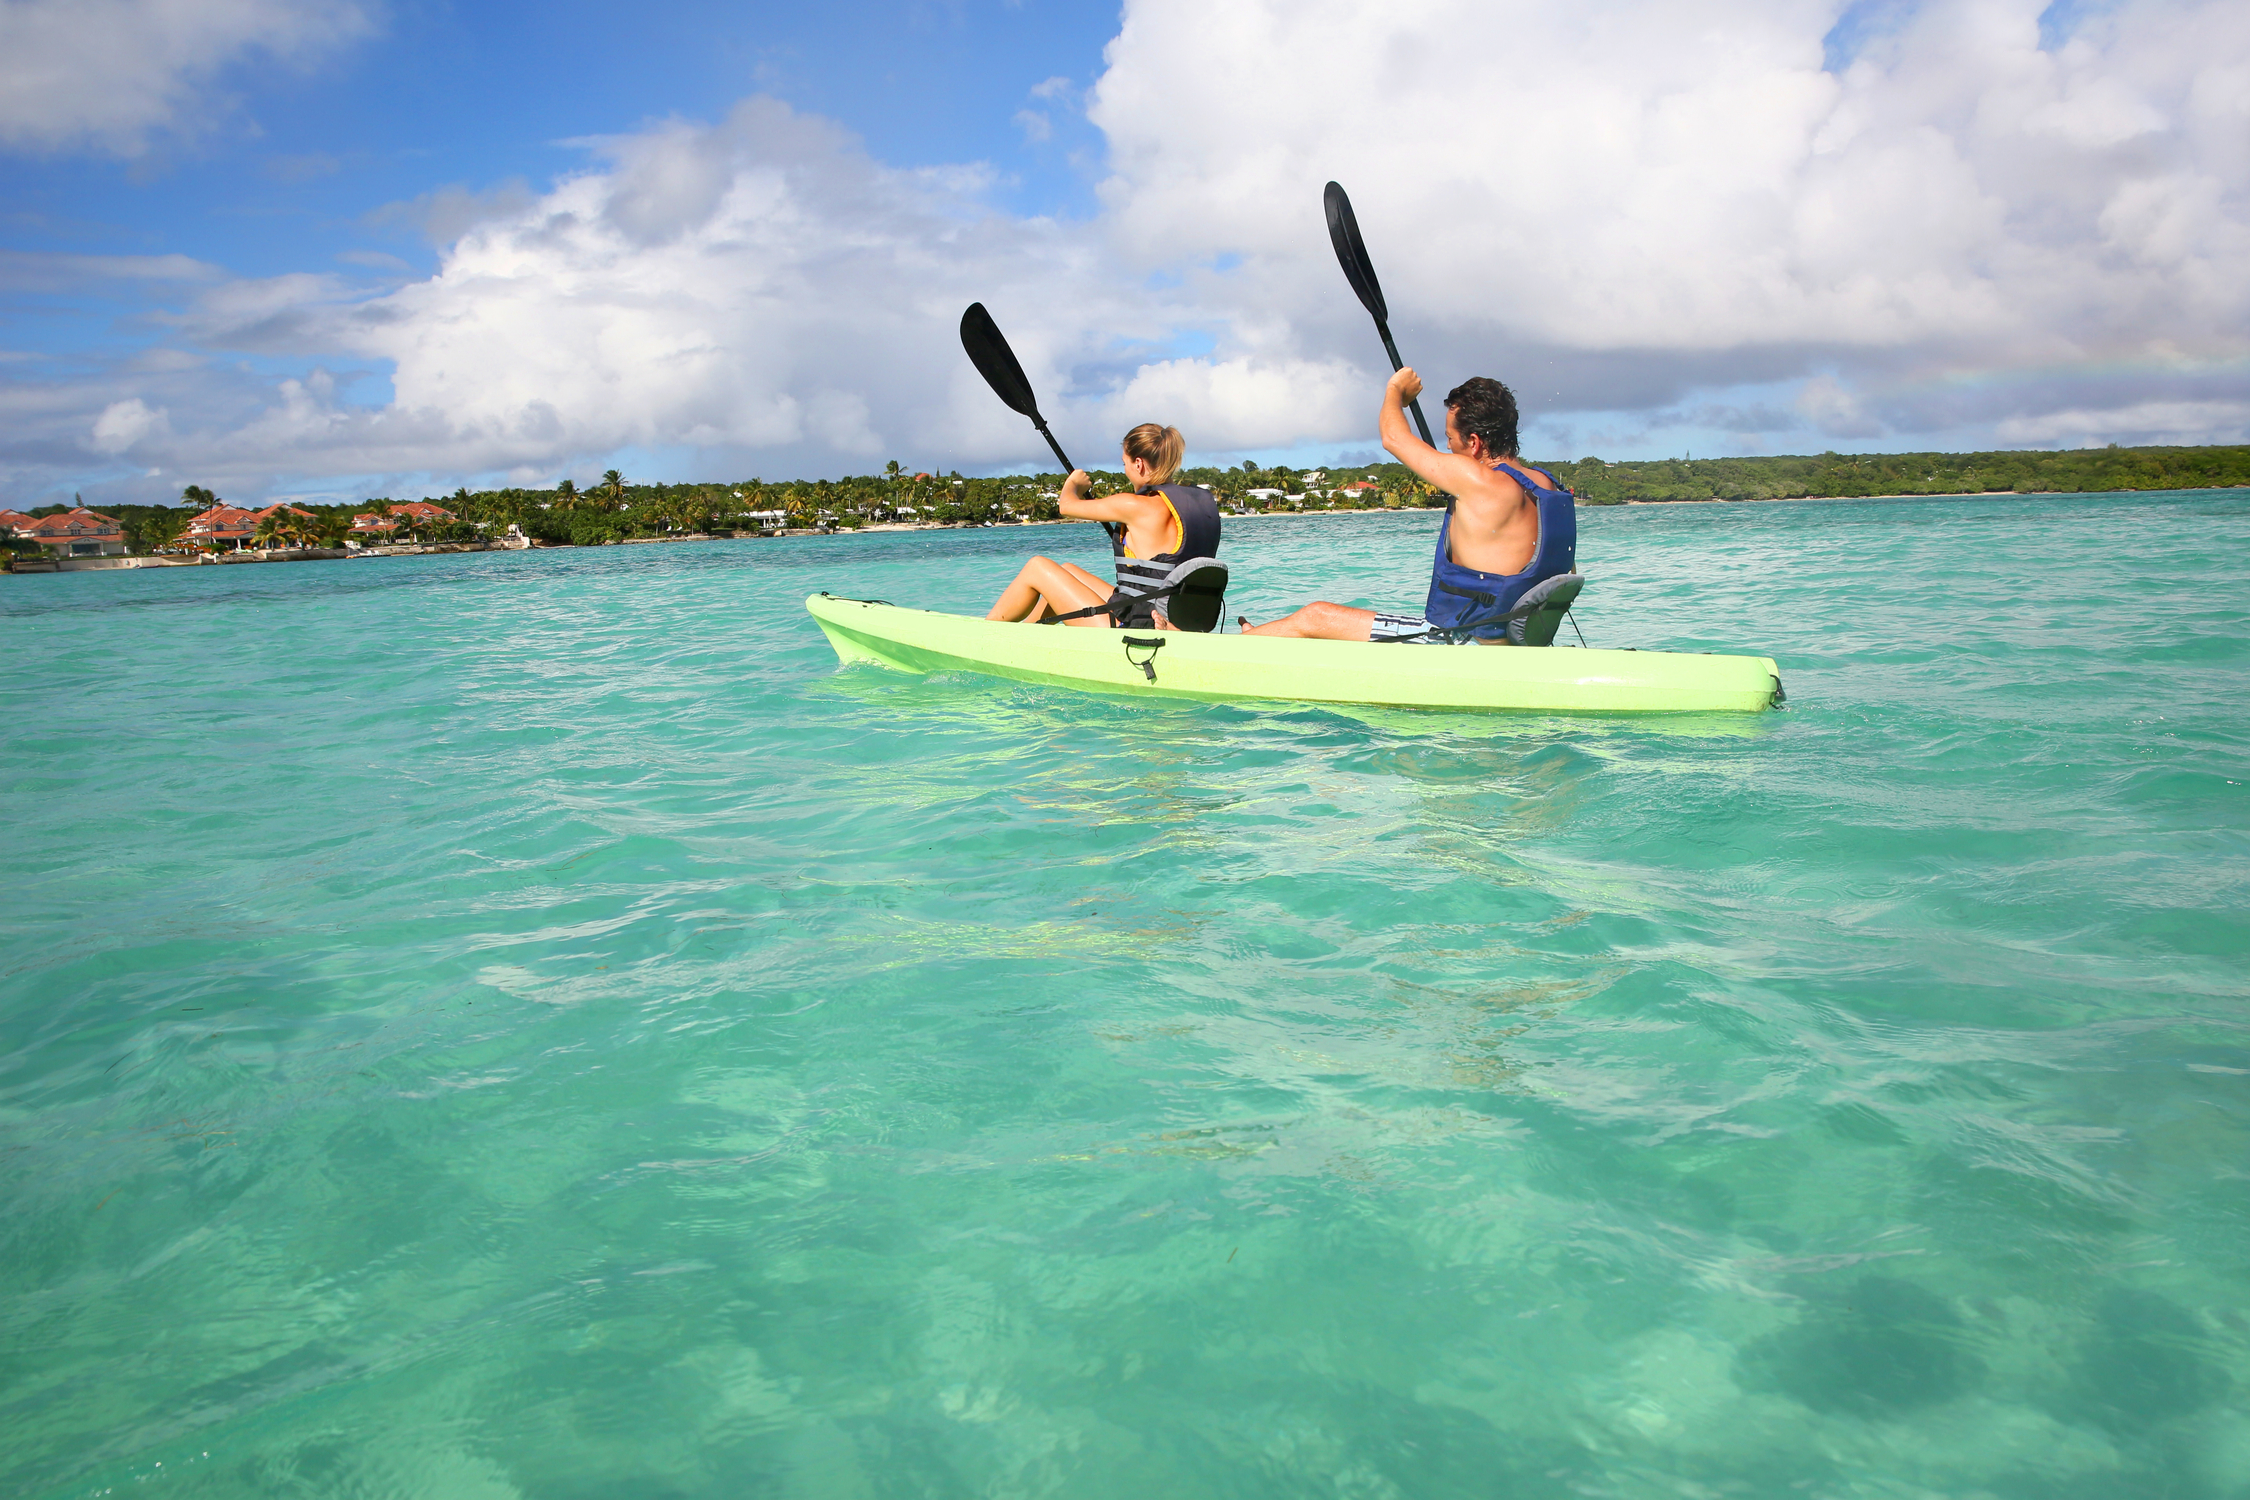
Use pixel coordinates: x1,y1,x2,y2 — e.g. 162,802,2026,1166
3,0,2246,507
6,0,1117,399
9,0,1118,278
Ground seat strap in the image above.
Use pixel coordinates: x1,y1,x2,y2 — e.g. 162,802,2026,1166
1049,562,1221,625
1392,574,1585,644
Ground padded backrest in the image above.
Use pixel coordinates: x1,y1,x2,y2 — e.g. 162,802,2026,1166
1156,558,1229,633
1506,573,1585,647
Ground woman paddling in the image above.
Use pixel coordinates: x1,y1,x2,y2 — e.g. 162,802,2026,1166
985,423,1223,630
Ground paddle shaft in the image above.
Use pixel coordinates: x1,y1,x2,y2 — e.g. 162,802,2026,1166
1038,425,1123,542
1033,422,1073,476
1375,324,1436,447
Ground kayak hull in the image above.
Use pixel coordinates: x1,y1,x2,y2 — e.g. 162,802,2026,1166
806,594,1782,714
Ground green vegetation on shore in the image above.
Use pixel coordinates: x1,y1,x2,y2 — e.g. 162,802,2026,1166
17,444,2245,556
1544,443,2250,504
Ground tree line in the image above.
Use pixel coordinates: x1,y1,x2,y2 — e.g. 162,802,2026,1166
12,444,2243,556
437,460,1465,541
1545,444,2250,504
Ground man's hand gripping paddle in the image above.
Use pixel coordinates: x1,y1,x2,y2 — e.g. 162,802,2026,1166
1324,181,1435,447
959,302,1120,542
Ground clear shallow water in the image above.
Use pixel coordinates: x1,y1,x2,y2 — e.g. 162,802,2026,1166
3,493,2247,1500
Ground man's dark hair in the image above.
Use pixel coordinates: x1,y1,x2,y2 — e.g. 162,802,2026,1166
1444,377,1519,457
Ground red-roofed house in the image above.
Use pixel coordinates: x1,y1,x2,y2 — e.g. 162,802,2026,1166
249,504,321,541
1,509,37,538
351,499,456,538
176,501,324,551
24,507,127,556
181,504,259,550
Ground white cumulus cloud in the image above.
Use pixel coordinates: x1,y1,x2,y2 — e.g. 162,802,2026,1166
1091,0,2250,405
88,397,169,454
0,0,372,155
93,97,1365,494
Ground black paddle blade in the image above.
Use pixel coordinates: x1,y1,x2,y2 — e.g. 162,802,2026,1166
961,301,1078,477
1325,181,1388,325
960,303,1042,420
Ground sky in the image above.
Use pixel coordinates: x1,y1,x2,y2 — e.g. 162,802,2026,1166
2,0,2246,508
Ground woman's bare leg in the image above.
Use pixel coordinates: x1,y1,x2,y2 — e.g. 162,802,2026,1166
988,557,1070,621
1055,560,1109,595
987,556,1115,624
1049,563,1119,626
1045,560,1127,627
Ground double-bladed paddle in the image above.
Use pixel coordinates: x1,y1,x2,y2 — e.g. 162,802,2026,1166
1324,181,1435,447
959,302,1119,541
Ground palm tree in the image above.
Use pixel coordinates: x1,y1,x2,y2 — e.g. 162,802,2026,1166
555,479,578,507
602,469,625,509
253,511,296,550
180,484,217,510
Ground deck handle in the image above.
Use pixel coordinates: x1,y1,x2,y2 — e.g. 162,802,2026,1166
1122,635,1165,683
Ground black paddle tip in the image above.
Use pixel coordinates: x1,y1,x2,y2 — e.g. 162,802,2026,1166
1323,181,1388,325
960,302,1042,420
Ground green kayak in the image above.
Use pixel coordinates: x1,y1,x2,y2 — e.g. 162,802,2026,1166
807,594,1783,714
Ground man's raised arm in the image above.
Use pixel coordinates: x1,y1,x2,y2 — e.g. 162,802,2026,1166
1379,368,1484,495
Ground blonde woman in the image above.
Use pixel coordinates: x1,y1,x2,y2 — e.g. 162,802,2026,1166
985,423,1223,629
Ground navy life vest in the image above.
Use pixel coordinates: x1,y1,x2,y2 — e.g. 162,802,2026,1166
1422,462,1576,641
1107,483,1223,629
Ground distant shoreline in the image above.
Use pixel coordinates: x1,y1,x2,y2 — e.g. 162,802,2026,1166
1617,483,2250,505
13,484,2245,575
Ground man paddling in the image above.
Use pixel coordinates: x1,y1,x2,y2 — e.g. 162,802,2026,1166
1243,369,1575,643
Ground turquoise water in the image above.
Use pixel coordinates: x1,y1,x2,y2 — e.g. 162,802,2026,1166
4,493,2247,1499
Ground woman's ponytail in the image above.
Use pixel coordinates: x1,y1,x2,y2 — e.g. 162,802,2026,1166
1122,423,1185,486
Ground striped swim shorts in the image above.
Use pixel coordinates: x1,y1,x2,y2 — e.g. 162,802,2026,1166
1370,611,1440,643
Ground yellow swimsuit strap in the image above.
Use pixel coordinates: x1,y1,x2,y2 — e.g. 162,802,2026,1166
1122,490,1184,560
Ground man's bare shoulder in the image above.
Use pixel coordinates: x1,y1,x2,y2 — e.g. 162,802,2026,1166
1448,459,1531,516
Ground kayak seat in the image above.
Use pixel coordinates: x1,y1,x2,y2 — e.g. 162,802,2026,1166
1155,558,1229,633
1049,557,1228,632
1507,573,1585,647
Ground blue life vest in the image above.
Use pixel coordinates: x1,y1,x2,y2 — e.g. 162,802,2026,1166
1422,462,1576,641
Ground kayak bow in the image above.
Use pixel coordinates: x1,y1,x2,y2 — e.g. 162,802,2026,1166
806,594,1783,714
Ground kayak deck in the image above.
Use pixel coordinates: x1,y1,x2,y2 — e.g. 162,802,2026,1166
805,593,1782,714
